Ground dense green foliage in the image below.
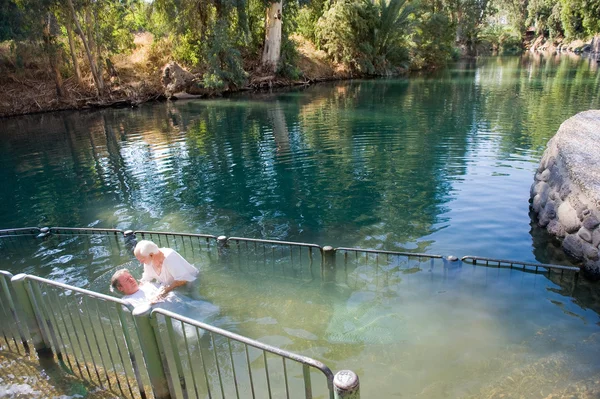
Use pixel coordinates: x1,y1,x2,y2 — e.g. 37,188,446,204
0,0,598,96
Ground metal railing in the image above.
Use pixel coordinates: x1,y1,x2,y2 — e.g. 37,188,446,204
3,269,357,399
460,255,580,274
224,237,323,280
11,273,149,399
0,271,29,355
1,225,585,399
148,307,335,399
0,227,41,237
49,227,124,236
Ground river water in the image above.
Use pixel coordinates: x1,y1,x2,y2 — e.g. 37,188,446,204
1,54,600,398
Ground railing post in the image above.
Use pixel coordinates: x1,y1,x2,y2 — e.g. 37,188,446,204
10,274,52,357
124,230,137,252
37,227,50,239
217,235,228,256
132,304,172,399
217,235,231,268
334,370,360,399
322,246,336,282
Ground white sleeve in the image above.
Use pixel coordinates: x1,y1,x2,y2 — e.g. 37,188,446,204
163,249,198,282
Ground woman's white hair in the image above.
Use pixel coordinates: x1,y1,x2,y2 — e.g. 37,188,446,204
134,240,160,257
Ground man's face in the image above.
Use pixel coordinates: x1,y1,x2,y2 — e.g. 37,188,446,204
117,272,139,295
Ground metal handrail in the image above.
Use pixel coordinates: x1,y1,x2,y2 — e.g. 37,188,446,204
0,227,41,236
336,247,444,259
152,307,335,399
228,236,322,251
460,255,580,273
21,274,135,305
134,230,218,241
49,227,124,235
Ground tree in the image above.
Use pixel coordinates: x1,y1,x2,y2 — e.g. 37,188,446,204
261,0,284,72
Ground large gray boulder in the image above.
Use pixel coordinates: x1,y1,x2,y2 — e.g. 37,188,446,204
530,110,600,279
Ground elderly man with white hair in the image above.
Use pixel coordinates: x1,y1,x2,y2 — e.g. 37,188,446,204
133,239,199,303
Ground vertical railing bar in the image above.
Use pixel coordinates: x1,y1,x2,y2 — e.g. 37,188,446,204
72,293,104,386
180,235,186,254
90,300,116,393
0,296,15,352
115,303,147,399
49,289,83,377
105,302,130,398
195,326,213,399
302,364,313,399
182,320,200,399
0,275,26,354
376,253,380,289
282,358,290,399
165,316,188,399
81,297,110,389
63,290,95,382
263,351,272,399
308,248,314,279
209,331,226,399
245,344,256,399
37,285,72,366
237,240,242,270
263,244,267,268
227,338,241,399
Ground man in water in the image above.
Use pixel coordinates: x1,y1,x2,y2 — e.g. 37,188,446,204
111,268,165,306
111,268,221,339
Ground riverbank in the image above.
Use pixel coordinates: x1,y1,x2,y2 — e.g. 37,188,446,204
0,34,369,119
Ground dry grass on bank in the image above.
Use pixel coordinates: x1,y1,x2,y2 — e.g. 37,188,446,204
0,33,164,118
0,32,350,118
292,34,350,80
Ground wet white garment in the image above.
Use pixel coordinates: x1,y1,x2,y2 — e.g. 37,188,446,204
121,282,220,337
140,248,198,286
122,282,164,307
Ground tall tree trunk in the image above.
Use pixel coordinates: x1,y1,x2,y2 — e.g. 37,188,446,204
65,18,83,86
67,0,103,93
43,14,65,98
91,7,104,90
261,0,283,73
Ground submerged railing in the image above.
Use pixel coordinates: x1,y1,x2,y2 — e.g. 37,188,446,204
0,225,583,398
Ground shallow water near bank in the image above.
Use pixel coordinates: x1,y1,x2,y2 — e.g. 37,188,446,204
1,53,600,397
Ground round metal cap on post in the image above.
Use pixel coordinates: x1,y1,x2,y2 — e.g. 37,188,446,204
322,246,337,282
334,370,360,399
37,227,50,239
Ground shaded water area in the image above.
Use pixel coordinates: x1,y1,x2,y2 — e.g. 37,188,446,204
1,53,600,397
